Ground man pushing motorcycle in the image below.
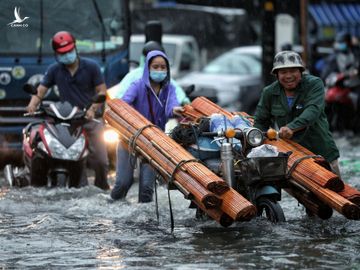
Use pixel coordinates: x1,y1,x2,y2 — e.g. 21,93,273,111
254,51,341,177
26,31,109,190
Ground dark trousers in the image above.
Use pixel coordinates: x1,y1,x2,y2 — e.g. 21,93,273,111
80,120,109,189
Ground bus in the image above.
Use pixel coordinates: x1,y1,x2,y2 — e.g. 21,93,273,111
0,0,130,166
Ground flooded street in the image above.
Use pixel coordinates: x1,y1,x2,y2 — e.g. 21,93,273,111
1,136,360,269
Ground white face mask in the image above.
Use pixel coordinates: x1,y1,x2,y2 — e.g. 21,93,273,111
57,49,77,65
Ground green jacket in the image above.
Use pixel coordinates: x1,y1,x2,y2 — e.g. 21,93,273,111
254,74,339,162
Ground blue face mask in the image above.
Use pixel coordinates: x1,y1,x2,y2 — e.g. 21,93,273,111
150,70,167,82
57,49,77,65
336,42,348,52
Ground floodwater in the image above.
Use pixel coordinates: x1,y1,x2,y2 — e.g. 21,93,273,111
1,136,360,269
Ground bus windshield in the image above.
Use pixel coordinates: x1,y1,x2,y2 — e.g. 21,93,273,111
0,0,126,54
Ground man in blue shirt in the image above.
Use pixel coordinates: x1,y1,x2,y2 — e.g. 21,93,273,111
27,31,109,190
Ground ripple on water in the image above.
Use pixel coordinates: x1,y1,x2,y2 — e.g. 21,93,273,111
0,136,360,269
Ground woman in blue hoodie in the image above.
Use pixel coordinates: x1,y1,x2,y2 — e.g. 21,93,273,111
111,50,183,202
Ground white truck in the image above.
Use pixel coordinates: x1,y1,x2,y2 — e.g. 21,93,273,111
130,34,202,79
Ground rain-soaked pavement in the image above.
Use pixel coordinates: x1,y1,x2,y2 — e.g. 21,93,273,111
0,135,360,269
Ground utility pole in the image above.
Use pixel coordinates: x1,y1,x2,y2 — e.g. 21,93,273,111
262,0,276,86
300,0,308,67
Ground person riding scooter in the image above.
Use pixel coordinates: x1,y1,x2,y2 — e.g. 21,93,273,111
26,31,109,190
321,31,360,82
4,88,107,188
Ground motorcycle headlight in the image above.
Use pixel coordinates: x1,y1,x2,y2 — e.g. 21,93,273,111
38,141,49,154
245,128,264,147
43,129,86,161
103,128,119,145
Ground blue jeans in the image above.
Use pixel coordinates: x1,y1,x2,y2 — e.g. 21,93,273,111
111,142,155,203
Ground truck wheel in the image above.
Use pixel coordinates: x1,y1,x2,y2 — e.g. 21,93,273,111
257,197,286,223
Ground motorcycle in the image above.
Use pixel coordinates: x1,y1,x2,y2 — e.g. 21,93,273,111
171,116,290,222
325,70,360,133
4,84,106,188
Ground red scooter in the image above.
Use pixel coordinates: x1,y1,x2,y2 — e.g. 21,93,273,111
324,71,360,133
4,84,105,188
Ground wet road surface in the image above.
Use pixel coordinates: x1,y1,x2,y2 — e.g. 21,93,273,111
0,136,360,269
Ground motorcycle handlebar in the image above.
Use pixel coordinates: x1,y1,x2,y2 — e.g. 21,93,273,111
201,131,220,137
23,111,44,117
200,130,244,140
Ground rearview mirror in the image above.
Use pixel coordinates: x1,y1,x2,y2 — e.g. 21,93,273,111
23,83,38,95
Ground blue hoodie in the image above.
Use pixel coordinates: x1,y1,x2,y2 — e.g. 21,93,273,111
121,50,179,130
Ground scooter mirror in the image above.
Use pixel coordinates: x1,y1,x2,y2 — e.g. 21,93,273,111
23,83,38,95
184,84,195,95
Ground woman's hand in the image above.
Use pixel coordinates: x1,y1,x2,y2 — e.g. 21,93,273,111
172,106,184,117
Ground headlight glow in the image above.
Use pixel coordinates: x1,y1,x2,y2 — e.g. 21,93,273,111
103,128,120,144
245,128,264,147
43,129,86,161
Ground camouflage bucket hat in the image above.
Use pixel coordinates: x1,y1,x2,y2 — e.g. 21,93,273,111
271,51,305,74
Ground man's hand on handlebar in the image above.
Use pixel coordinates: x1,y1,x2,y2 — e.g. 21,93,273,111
279,126,294,139
26,104,38,115
85,107,96,120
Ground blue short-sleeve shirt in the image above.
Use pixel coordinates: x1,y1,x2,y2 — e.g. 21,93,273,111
41,57,104,109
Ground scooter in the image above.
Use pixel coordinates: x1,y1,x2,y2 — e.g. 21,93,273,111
171,117,289,222
325,71,360,133
4,84,106,188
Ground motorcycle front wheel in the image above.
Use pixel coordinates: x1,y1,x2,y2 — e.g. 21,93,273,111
52,173,67,187
256,197,286,223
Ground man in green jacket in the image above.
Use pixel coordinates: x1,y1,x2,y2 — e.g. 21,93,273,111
254,51,341,176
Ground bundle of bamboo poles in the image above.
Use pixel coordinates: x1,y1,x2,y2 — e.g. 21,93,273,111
284,139,360,206
184,97,360,220
104,99,257,226
267,139,344,192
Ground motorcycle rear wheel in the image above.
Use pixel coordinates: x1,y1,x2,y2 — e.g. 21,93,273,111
256,197,286,223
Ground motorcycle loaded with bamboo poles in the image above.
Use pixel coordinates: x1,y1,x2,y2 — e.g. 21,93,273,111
170,111,337,223
170,114,292,222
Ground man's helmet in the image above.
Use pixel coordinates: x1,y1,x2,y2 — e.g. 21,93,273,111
271,51,305,74
142,41,165,57
52,31,76,54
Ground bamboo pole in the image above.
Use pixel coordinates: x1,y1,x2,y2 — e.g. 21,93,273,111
266,138,344,192
105,110,222,209
192,200,234,228
285,180,333,220
286,139,360,206
187,97,360,220
108,99,229,195
105,100,257,222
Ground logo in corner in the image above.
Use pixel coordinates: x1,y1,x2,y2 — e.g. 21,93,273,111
7,7,29,27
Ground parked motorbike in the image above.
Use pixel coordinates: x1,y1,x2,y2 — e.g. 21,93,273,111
325,71,360,133
171,117,289,222
4,84,106,188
